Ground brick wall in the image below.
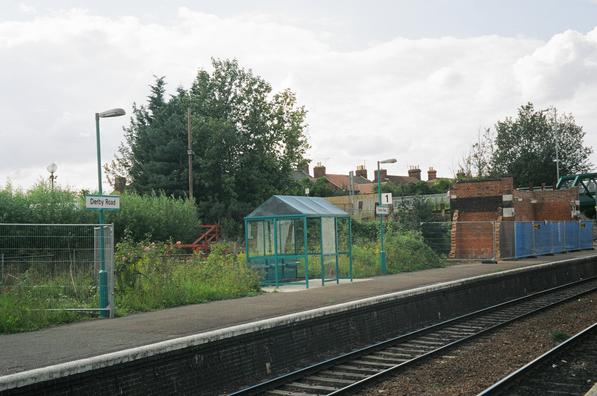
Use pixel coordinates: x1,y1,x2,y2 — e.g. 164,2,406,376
449,178,511,259
513,189,578,221
450,177,513,199
449,179,579,259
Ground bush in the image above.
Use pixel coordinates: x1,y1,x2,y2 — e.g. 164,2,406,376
0,184,202,243
352,220,378,243
114,240,260,314
106,193,201,242
384,230,445,273
349,242,380,277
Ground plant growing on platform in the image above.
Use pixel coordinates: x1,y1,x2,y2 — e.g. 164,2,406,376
114,241,260,314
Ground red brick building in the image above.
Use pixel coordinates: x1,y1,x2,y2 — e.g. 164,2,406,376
449,177,579,259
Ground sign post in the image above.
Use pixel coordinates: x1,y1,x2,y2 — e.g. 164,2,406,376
86,194,120,318
85,195,121,210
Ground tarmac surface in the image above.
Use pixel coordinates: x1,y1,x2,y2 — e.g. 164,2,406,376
1,250,596,376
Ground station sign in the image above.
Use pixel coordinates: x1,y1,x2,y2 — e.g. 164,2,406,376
376,205,390,215
381,192,392,205
85,195,120,210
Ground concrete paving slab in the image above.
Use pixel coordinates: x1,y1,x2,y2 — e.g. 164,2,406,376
0,250,595,376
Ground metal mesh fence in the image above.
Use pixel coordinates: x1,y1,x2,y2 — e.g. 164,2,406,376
0,223,114,316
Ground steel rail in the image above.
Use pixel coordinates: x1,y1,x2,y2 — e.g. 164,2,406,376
478,321,597,396
230,277,597,396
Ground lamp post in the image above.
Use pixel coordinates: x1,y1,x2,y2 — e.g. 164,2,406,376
377,158,397,274
46,163,57,190
95,108,125,318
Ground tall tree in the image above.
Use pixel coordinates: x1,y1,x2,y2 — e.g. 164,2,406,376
458,128,494,178
107,59,309,235
491,103,592,187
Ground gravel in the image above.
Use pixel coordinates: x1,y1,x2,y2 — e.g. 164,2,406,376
356,291,597,396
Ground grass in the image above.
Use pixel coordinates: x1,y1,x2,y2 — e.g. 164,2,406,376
0,241,260,334
0,275,97,333
0,231,445,334
551,330,570,343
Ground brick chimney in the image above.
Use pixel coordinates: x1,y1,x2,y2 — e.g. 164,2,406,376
313,162,326,178
427,167,437,181
408,166,421,180
297,162,310,176
355,164,368,180
374,169,388,183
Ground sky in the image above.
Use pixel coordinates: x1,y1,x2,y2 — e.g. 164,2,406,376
2,0,597,191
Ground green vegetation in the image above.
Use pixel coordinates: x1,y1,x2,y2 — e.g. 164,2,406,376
0,276,97,333
0,240,260,333
551,330,570,343
460,103,593,187
382,178,452,196
107,59,310,238
0,183,201,243
114,240,260,314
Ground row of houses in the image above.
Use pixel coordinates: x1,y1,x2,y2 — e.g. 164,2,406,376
292,163,442,194
291,163,448,220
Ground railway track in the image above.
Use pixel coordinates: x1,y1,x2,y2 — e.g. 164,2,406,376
479,321,597,396
230,277,597,396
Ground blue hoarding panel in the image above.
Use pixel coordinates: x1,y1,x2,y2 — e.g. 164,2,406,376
533,222,551,255
565,222,580,250
580,221,593,249
513,221,592,258
514,222,533,258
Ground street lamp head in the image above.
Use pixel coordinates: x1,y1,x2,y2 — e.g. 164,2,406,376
46,163,58,173
98,108,126,118
379,158,397,164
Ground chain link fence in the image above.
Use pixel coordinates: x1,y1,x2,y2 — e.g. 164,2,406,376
0,224,115,317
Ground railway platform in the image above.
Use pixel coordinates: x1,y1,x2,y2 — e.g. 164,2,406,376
1,250,595,377
1,250,596,395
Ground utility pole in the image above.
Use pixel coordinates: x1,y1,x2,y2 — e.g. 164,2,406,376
553,108,560,183
187,107,194,200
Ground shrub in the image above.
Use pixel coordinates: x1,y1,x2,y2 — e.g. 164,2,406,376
349,242,380,277
105,193,201,242
0,184,202,243
384,230,445,273
114,240,260,314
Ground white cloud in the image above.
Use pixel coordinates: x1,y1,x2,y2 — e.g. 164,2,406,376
0,8,596,192
17,3,36,15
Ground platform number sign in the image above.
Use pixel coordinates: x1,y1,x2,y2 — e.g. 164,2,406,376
376,193,393,216
381,193,392,205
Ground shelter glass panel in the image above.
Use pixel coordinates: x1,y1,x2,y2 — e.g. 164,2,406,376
247,220,275,257
277,219,304,255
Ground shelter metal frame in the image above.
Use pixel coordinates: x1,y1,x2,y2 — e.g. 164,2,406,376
244,196,352,288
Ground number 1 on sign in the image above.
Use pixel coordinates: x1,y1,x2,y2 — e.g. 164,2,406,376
381,193,392,205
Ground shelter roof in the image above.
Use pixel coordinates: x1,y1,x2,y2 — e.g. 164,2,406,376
246,195,348,218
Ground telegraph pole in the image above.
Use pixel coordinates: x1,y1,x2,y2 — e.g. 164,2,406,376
187,108,194,200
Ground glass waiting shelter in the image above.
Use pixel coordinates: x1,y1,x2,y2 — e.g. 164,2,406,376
244,195,352,288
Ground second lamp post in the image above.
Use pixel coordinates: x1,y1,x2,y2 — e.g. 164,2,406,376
377,158,397,274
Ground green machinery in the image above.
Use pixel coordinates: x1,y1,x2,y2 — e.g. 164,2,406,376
556,173,597,219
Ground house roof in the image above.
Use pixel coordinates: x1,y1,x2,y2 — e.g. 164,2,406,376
246,195,348,218
324,174,370,189
291,169,314,181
